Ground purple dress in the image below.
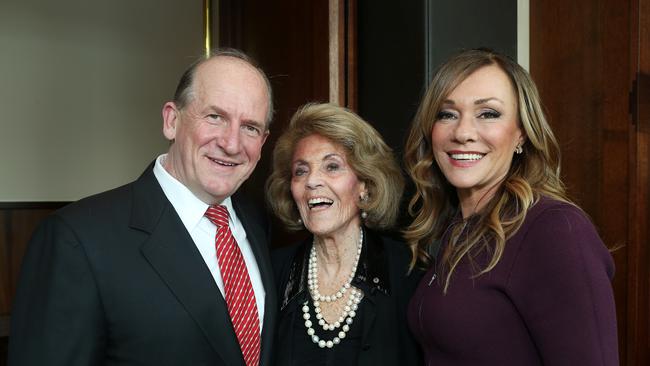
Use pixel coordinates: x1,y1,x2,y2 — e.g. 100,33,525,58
407,197,619,365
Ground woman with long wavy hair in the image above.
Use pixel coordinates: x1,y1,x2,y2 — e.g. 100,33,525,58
404,49,618,365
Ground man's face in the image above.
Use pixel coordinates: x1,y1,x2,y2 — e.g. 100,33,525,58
162,57,270,204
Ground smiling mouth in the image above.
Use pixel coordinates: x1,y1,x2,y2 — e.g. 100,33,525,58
449,153,485,161
208,157,238,167
308,197,333,209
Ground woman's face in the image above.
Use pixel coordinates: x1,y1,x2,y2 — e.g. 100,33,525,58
290,134,366,240
431,65,524,208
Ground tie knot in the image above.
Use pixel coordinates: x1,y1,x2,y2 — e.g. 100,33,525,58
205,205,230,228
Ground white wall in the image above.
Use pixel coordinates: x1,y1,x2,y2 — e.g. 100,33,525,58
517,0,530,70
0,0,203,201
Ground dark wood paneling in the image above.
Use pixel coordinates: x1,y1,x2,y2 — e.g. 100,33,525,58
7,209,60,307
217,0,331,247
217,0,330,181
531,0,647,364
0,204,66,329
630,0,650,363
345,0,358,111
0,203,65,363
0,212,7,319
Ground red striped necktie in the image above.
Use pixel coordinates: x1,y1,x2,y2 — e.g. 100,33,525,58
205,205,261,366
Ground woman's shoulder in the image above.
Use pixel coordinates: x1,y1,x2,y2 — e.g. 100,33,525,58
529,194,576,212
514,196,600,246
366,229,424,284
367,230,411,262
524,195,593,231
510,195,613,278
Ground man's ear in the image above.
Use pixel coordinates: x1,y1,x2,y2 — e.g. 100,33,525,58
162,102,180,141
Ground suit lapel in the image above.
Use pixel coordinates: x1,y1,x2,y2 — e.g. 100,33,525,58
131,165,244,366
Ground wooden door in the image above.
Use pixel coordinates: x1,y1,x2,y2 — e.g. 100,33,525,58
629,0,650,363
531,0,649,364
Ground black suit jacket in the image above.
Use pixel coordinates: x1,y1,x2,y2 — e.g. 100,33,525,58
8,163,277,366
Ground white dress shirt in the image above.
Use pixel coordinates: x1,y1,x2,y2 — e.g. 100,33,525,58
153,154,265,330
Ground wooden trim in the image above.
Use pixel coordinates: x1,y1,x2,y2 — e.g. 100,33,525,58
329,0,343,105
328,0,337,103
328,0,357,110
1,203,68,319
0,212,8,321
0,202,69,210
626,1,640,363
345,0,358,111
530,0,643,363
627,0,650,364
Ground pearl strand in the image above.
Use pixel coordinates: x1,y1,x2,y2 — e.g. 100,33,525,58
302,288,364,348
307,229,363,303
303,227,364,348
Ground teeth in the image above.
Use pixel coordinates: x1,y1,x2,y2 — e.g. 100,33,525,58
450,153,484,161
210,158,235,166
308,197,333,208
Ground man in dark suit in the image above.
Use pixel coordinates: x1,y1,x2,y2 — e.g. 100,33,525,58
8,48,277,366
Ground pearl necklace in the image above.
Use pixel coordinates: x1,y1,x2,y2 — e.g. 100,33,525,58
307,229,363,302
302,289,363,348
303,228,364,348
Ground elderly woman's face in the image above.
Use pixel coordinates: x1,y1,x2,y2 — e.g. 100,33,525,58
431,65,524,204
290,134,366,239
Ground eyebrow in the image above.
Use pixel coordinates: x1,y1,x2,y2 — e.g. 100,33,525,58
441,97,505,105
292,153,342,166
207,105,267,129
244,119,267,131
206,104,227,116
474,97,504,105
323,153,342,160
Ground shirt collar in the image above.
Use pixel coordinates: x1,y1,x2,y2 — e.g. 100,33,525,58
153,154,235,230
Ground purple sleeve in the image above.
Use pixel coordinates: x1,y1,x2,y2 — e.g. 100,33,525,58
506,205,619,365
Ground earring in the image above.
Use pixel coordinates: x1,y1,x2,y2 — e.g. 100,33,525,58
297,218,303,224
360,192,368,219
515,144,523,154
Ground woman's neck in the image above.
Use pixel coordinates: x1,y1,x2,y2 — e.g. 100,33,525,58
313,225,362,278
457,181,504,219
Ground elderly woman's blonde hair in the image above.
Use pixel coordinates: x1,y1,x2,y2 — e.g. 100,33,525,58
266,103,404,231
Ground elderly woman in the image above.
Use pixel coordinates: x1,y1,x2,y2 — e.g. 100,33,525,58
403,48,619,365
266,103,421,365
